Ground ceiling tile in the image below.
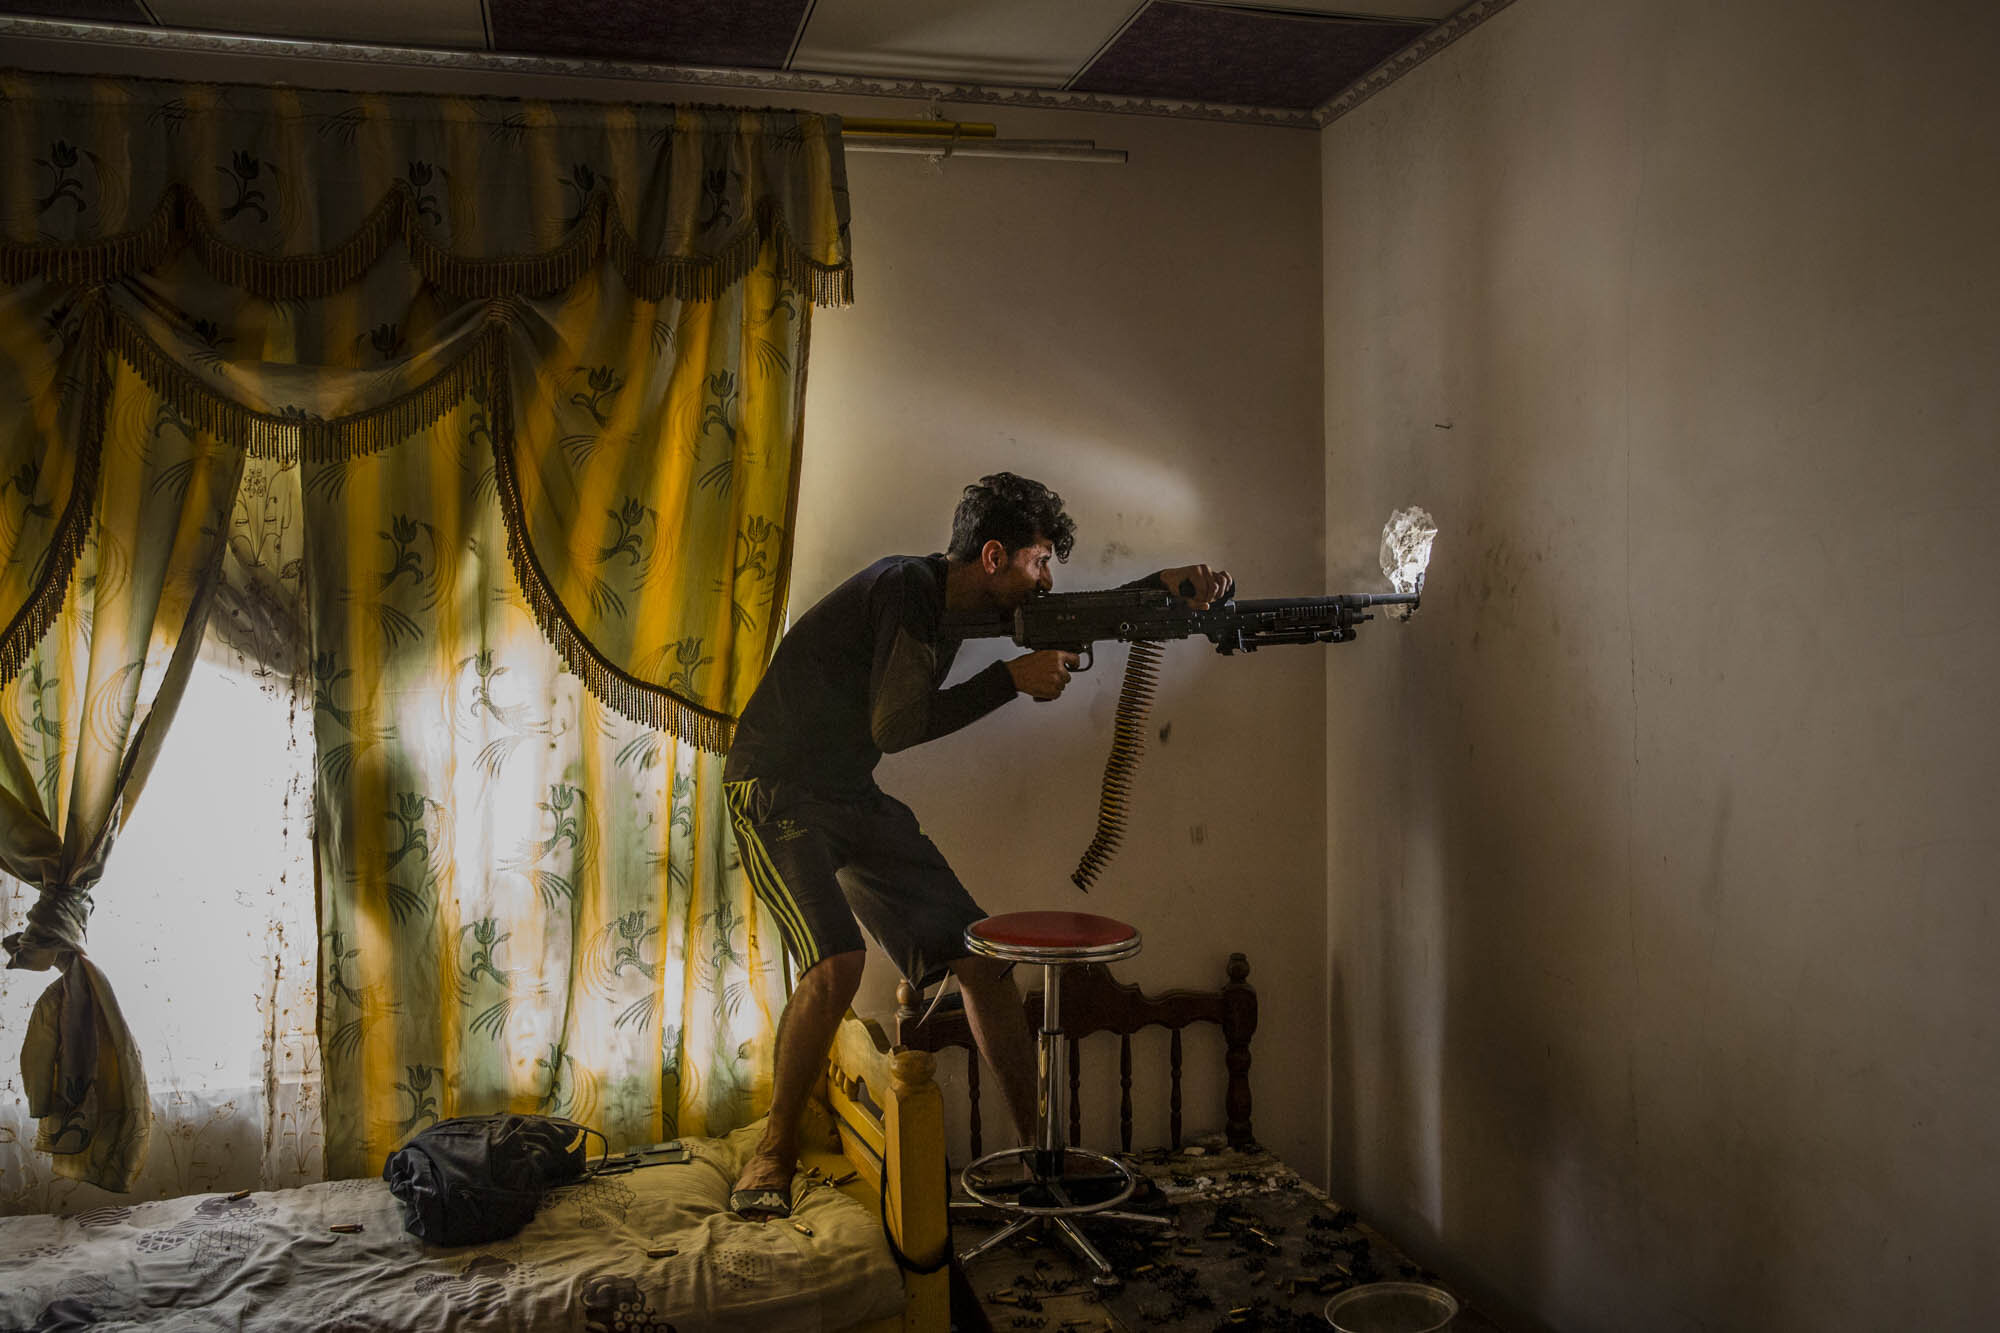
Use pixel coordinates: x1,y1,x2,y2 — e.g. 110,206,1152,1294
0,0,152,20
1073,1,1428,109
146,0,487,48
488,0,809,68
791,0,1141,87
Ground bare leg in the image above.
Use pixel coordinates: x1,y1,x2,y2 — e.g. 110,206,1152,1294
735,949,867,1205
951,955,1039,1143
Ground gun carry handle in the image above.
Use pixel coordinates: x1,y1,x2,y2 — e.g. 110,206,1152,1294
1175,574,1236,605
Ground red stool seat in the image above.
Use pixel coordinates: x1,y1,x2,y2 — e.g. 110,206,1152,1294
966,911,1140,963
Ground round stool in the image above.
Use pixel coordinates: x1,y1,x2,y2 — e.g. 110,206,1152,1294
954,911,1171,1286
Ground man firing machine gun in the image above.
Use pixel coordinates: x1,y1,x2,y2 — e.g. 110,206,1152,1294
718,474,1432,1219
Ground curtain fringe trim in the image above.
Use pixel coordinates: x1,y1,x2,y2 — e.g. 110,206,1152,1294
0,293,108,686
109,307,504,463
0,182,853,307
487,363,738,754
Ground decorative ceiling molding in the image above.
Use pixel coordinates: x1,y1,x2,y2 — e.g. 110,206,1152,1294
1313,0,1521,126
3,2,1522,133
0,16,1320,129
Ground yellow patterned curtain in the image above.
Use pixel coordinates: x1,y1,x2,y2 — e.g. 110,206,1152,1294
0,286,245,1190
0,70,850,1187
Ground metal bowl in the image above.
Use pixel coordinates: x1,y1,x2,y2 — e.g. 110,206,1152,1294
1323,1281,1460,1333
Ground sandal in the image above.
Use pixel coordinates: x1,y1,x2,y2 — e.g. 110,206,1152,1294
729,1187,791,1221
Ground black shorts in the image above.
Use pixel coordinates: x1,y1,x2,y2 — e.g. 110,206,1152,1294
724,778,984,989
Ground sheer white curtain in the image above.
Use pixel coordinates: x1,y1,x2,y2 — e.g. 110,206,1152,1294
0,458,321,1216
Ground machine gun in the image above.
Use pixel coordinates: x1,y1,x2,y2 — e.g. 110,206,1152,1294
942,583,1420,890
941,585,1418,668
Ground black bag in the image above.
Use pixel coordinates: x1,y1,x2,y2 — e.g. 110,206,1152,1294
382,1113,603,1246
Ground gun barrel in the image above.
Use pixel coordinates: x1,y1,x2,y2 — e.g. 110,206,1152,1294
1228,592,1418,613
940,588,1418,650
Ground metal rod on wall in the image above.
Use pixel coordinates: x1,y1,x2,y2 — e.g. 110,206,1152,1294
843,136,1126,164
841,118,997,139
840,118,1124,164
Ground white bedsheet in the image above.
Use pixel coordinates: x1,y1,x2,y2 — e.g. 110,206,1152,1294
0,1123,904,1332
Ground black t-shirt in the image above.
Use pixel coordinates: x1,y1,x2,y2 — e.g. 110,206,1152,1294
723,554,1018,797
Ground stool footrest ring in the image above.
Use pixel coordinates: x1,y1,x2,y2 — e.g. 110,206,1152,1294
960,1146,1139,1217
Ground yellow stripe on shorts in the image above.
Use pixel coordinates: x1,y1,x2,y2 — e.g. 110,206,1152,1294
725,781,821,970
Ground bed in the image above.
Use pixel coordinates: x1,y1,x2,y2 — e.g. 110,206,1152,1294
0,1012,948,1333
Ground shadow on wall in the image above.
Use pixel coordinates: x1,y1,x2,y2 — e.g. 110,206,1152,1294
1334,510,1604,1328
1348,412,1844,1333
1413,529,1880,1332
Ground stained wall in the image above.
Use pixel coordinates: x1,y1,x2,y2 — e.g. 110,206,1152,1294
1320,1,2000,1327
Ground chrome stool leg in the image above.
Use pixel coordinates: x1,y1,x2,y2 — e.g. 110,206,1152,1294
956,1213,1037,1265
1051,1215,1122,1288
1091,1209,1174,1228
1035,961,1064,1181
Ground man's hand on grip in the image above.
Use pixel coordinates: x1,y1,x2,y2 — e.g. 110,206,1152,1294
1007,650,1080,701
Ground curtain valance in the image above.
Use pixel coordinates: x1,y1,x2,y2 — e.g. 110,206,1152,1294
2,74,852,304
1,68,852,742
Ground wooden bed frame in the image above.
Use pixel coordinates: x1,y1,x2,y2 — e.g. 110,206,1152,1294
794,955,1259,1333
894,951,1259,1155
809,1011,951,1333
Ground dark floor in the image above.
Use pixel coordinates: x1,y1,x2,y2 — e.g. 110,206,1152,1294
947,1143,1505,1333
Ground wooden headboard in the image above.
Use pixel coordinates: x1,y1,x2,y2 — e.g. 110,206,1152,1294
893,952,1258,1159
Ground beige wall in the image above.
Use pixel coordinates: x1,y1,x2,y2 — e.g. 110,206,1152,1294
3,38,1331,1176
808,115,1326,1175
1321,1,2000,1329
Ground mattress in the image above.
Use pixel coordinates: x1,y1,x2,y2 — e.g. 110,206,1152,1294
0,1123,905,1332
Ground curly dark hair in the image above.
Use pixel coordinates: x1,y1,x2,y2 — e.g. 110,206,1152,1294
946,472,1076,564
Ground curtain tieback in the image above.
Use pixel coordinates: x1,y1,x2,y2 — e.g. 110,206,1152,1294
2,876,95,972
7,876,148,1187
